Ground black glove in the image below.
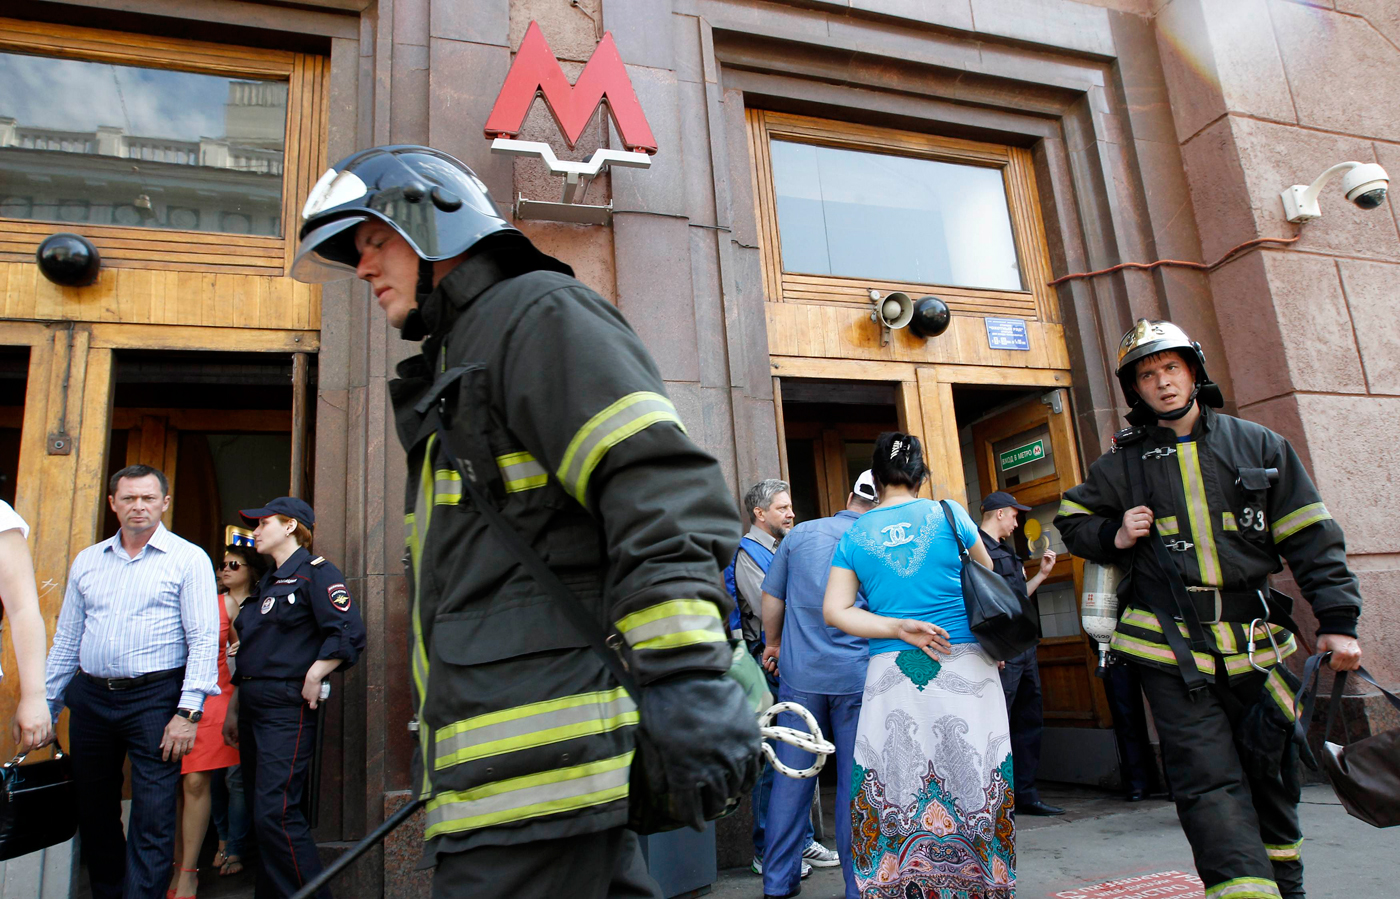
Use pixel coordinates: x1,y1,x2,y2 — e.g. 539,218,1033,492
630,673,763,833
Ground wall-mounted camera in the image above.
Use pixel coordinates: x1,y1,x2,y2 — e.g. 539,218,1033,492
36,233,102,287
1281,161,1390,222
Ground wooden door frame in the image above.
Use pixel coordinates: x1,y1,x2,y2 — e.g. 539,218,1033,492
967,389,1112,727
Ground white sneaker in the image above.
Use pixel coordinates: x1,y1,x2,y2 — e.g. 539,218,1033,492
802,840,841,867
751,856,813,879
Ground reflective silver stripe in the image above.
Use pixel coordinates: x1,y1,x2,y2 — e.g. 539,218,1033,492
434,689,637,767
615,599,726,651
557,392,683,504
1205,877,1282,899
497,452,549,493
622,614,726,648
434,469,462,505
424,751,633,838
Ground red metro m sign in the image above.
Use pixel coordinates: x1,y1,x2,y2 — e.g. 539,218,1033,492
484,22,656,225
485,21,657,154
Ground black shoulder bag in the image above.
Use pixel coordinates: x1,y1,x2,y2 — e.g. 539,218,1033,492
0,741,77,861
939,500,1038,662
1294,652,1400,828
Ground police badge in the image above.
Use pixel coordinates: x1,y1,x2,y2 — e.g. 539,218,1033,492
260,596,275,614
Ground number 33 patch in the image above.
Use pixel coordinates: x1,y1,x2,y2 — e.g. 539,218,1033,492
327,583,352,612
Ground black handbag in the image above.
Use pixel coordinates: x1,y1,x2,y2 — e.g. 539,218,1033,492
1295,652,1400,828
939,500,1039,662
0,741,78,861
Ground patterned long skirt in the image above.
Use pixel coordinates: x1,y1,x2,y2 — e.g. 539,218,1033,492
850,644,1015,899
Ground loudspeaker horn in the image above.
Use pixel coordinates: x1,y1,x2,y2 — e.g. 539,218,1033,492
871,290,914,329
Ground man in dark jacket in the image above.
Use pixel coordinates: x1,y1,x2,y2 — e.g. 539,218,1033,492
290,146,761,898
1053,319,1363,899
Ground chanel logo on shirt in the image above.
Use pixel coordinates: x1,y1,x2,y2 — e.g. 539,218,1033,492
881,522,916,547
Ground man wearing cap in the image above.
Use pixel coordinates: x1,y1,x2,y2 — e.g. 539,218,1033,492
223,497,366,899
756,473,878,899
979,491,1062,817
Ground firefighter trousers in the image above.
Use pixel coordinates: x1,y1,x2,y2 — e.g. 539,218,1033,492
1135,662,1303,899
430,827,661,899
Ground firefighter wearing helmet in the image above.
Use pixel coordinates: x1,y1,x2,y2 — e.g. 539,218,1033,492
1053,319,1363,899
292,146,761,898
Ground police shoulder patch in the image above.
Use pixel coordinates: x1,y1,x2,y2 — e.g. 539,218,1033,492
310,556,326,566
328,583,351,612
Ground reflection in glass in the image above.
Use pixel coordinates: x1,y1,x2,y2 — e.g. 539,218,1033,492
0,52,286,236
770,140,1023,291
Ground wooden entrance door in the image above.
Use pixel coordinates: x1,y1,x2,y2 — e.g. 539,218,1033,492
970,390,1111,728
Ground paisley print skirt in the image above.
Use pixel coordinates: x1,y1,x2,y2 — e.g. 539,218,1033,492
851,644,1015,899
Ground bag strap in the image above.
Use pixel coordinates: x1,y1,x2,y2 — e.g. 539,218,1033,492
939,500,970,560
427,411,641,704
1122,448,1210,694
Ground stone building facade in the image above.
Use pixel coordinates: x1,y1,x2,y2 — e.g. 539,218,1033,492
0,0,1396,895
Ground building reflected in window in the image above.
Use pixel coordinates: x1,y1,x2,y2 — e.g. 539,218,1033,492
0,52,286,236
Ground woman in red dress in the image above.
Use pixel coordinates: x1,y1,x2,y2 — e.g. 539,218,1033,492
167,556,244,899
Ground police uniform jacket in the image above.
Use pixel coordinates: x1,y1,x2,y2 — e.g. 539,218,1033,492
978,528,1031,608
233,547,367,681
1053,406,1360,708
389,242,740,851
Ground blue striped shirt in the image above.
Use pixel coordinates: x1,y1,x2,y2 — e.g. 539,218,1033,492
45,525,220,717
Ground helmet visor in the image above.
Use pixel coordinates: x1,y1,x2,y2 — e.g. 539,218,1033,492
289,216,366,284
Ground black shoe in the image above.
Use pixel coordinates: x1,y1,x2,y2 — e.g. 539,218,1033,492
1019,799,1065,816
764,892,800,899
1126,790,1147,802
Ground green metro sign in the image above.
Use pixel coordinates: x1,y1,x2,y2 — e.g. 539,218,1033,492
999,439,1045,472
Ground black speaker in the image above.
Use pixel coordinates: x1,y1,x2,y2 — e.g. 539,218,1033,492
36,233,101,287
909,296,951,338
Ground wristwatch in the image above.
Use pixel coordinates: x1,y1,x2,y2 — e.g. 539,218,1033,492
175,708,203,722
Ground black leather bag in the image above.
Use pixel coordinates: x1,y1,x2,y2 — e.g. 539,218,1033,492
0,742,77,861
939,500,1039,662
1295,652,1400,828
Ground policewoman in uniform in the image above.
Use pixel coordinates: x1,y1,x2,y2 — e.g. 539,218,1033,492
1054,320,1364,899
223,497,367,899
288,146,760,899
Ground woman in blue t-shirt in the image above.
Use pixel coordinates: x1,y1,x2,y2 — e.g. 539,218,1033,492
824,432,1014,899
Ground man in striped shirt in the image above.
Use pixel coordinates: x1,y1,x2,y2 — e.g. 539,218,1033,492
44,464,219,899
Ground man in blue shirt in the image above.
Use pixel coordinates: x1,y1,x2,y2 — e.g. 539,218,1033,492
756,472,877,899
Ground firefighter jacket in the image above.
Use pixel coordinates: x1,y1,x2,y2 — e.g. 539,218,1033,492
1053,406,1360,710
389,243,741,852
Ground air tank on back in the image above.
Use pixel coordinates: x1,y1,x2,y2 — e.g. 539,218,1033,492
1081,561,1123,678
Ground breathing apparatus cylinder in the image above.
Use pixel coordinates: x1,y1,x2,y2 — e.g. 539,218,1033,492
1081,561,1124,678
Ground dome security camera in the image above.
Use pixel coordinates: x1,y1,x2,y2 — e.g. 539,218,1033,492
1341,163,1388,210
1281,161,1390,222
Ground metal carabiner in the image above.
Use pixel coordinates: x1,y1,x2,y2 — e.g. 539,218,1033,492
758,701,836,779
1246,617,1281,674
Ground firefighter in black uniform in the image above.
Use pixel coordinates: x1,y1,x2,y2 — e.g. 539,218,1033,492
1053,320,1364,899
223,497,367,899
288,146,760,898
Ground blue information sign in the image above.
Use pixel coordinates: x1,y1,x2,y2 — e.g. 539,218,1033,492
985,317,1030,351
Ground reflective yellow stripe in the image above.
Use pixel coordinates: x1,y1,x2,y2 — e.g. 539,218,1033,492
424,751,633,837
408,437,438,795
615,599,726,650
557,392,684,504
1112,619,1295,676
1205,876,1282,899
1264,839,1302,862
434,688,638,769
1265,667,1299,723
434,468,462,505
1057,498,1092,517
1272,502,1330,542
1222,512,1237,532
1157,516,1179,536
1177,442,1223,586
496,451,548,493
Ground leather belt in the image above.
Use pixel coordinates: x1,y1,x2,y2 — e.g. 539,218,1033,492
79,666,183,691
1176,587,1271,625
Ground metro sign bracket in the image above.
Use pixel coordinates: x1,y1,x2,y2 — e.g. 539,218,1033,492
484,21,658,226
490,138,650,226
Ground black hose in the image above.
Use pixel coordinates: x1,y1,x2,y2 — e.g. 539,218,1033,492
288,797,427,899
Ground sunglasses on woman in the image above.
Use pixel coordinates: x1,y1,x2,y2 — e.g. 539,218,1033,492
219,561,243,571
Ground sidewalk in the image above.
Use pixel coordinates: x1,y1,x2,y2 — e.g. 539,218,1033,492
711,783,1400,898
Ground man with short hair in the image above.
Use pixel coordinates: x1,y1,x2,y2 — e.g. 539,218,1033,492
756,472,878,899
979,491,1062,817
725,479,822,877
45,465,219,899
729,478,795,647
